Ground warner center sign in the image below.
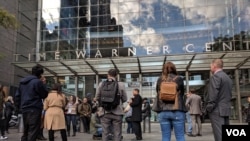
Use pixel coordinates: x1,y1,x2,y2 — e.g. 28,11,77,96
14,41,248,62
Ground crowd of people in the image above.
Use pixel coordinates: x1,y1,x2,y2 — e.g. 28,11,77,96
0,58,246,141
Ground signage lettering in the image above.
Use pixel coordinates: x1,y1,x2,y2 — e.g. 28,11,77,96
13,41,249,62
226,129,246,136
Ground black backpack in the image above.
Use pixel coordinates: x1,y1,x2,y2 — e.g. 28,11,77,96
100,79,120,111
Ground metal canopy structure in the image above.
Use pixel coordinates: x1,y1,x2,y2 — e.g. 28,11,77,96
12,51,250,76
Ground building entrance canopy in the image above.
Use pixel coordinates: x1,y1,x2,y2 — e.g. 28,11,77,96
12,51,250,76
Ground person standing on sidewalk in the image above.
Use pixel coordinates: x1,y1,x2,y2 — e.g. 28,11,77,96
65,95,78,137
152,61,186,141
245,96,250,125
4,96,15,134
185,93,192,135
78,97,92,134
43,83,67,141
185,89,202,137
15,65,49,141
129,89,143,140
205,59,233,141
0,84,7,140
95,69,128,141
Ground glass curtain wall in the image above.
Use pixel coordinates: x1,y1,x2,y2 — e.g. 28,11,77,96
36,0,250,122
39,0,250,61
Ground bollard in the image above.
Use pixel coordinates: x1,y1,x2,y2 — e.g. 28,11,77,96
18,114,24,133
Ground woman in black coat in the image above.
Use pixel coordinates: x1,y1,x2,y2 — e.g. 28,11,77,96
5,96,15,134
129,88,143,140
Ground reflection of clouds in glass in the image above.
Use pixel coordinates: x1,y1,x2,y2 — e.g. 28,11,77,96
243,6,250,25
166,0,225,23
42,0,60,33
111,0,162,52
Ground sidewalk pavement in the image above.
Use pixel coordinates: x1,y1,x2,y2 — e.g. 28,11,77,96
6,123,215,141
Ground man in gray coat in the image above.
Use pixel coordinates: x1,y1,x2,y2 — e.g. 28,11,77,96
185,89,202,137
205,59,233,141
96,69,127,141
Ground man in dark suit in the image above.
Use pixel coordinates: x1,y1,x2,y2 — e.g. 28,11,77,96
205,59,233,141
129,88,143,140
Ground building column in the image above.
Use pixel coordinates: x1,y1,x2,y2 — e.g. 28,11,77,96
235,69,242,123
117,74,120,81
36,0,42,62
185,71,189,93
75,76,79,97
139,74,142,94
95,75,99,87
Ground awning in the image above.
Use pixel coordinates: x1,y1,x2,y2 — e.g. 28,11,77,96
12,51,250,76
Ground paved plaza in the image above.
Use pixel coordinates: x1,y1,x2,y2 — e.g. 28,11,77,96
6,123,216,141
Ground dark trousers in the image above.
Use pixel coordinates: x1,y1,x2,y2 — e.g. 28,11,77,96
100,113,123,141
81,116,90,133
5,113,12,132
0,113,6,136
127,121,133,133
21,110,41,141
209,111,229,141
132,121,142,139
48,129,67,141
66,114,77,135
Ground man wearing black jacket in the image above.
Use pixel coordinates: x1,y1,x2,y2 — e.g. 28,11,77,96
142,98,151,120
15,65,48,141
129,88,143,140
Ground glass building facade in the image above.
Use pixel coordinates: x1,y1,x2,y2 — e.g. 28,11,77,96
13,0,250,122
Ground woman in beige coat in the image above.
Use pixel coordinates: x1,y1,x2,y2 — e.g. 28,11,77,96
44,83,67,141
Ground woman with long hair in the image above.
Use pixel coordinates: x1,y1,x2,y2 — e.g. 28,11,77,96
65,95,78,136
43,83,67,141
4,96,15,134
152,62,186,141
0,84,7,139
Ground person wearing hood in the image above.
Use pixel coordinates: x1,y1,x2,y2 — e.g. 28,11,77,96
15,65,49,141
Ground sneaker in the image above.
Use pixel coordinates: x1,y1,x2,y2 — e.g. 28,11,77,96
0,136,8,140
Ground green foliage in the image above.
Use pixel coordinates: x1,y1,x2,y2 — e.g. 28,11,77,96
0,54,4,61
0,8,18,29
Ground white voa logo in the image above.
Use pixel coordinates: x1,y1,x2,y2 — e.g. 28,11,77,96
226,129,246,136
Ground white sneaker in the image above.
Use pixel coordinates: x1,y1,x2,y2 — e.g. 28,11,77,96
0,136,8,140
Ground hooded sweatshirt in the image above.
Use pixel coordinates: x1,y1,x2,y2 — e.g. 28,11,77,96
15,75,48,113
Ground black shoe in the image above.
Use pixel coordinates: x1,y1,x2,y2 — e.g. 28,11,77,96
196,134,202,136
136,137,143,140
37,136,47,140
72,133,76,136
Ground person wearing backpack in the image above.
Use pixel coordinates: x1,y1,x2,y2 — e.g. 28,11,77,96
152,62,186,141
95,69,127,141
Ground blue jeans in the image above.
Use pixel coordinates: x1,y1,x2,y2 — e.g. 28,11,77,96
186,112,192,133
97,128,102,136
127,121,133,134
66,114,77,134
158,111,186,141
